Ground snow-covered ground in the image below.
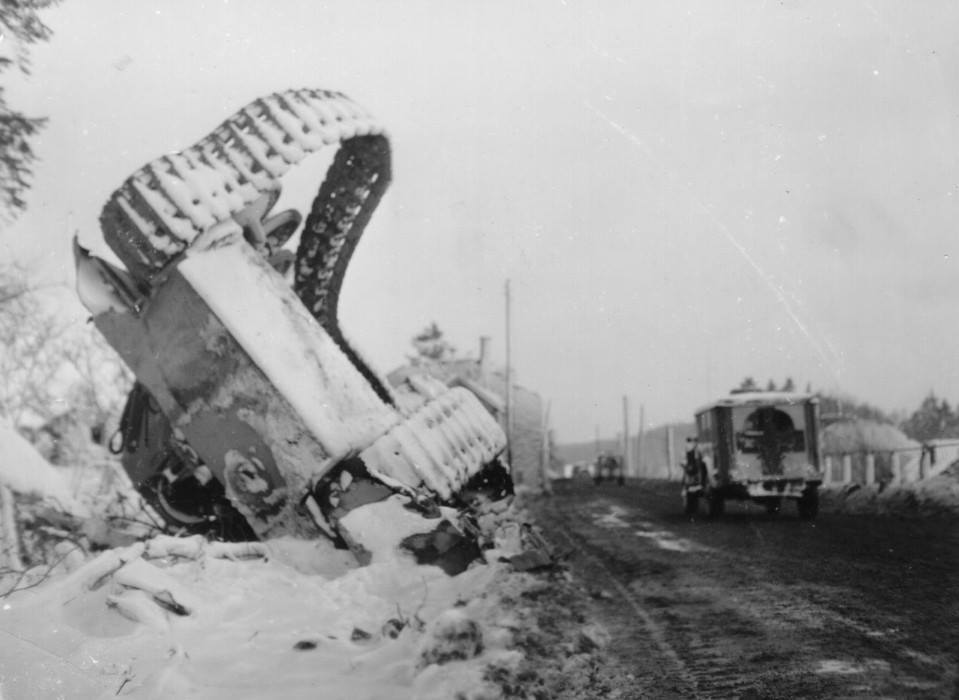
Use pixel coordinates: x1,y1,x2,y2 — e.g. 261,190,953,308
820,464,959,518
0,422,87,517
0,535,531,699
0,427,548,700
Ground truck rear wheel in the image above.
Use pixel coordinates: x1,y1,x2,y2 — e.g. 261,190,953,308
797,487,819,520
706,490,725,518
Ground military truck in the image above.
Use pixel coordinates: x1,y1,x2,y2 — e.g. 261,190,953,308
681,392,823,519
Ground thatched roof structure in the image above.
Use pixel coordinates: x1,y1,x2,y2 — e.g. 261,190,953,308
822,418,917,454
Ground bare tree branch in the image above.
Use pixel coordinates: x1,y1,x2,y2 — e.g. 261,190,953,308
0,542,81,599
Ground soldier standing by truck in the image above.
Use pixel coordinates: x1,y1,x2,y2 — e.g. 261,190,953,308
684,436,706,485
681,436,706,514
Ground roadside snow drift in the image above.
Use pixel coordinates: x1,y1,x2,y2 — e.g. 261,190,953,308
0,422,85,515
820,465,959,518
0,531,530,699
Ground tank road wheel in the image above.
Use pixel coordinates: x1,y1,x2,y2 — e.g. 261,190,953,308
797,487,819,520
683,490,700,516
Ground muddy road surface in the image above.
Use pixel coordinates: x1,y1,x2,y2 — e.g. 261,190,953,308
529,478,959,699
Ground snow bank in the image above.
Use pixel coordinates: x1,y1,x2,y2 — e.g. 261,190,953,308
0,529,531,699
820,470,959,518
898,440,959,482
0,422,84,514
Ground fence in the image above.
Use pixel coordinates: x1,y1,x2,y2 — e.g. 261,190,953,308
822,440,959,486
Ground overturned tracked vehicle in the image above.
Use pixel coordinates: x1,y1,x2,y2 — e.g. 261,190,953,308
75,89,512,569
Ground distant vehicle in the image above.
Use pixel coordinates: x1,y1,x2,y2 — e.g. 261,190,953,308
558,461,594,480
594,452,625,485
682,392,823,519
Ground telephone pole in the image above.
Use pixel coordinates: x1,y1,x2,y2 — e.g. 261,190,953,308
622,395,631,477
504,279,513,468
637,403,645,477
541,399,552,494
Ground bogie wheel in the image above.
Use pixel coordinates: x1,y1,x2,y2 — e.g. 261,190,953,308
797,488,819,520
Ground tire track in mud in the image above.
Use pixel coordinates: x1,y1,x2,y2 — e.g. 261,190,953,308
545,498,770,699
532,481,959,699
548,525,698,694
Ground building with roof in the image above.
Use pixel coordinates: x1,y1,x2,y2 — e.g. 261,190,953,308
387,337,549,492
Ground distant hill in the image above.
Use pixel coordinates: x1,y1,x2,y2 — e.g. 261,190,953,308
555,422,696,480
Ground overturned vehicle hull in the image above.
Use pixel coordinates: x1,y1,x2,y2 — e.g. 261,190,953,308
75,88,512,571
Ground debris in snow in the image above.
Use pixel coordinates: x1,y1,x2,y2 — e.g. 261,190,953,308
487,520,563,572
382,617,406,639
108,588,175,628
112,557,198,617
144,534,269,561
400,519,482,576
507,547,555,573
575,624,612,653
337,493,462,568
418,609,484,668
351,627,373,642
513,522,564,571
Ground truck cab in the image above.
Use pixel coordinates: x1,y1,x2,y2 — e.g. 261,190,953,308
682,392,823,519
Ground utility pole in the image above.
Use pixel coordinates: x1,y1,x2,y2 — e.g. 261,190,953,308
504,279,513,469
622,395,631,478
666,424,675,481
541,400,552,494
638,403,645,477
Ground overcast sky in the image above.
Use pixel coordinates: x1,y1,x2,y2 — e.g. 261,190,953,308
3,0,959,443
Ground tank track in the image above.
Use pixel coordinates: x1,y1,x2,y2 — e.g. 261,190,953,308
96,88,509,540
100,89,393,401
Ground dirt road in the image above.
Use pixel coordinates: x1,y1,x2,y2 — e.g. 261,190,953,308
529,479,959,699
